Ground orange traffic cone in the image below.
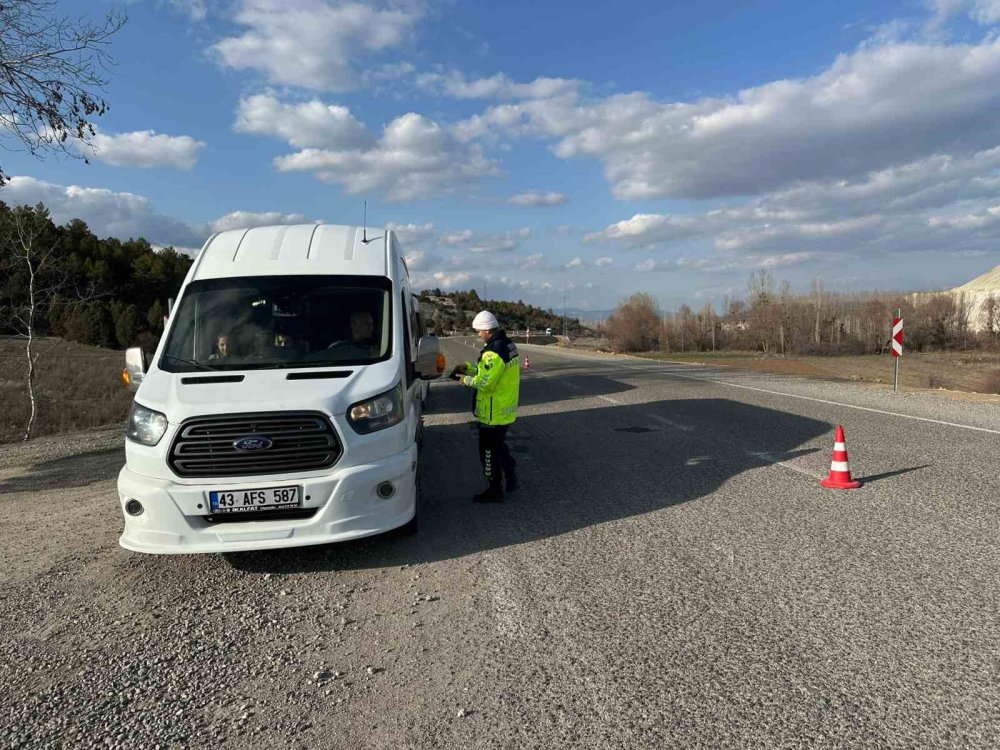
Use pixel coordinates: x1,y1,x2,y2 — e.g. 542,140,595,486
524,355,531,370
820,425,862,489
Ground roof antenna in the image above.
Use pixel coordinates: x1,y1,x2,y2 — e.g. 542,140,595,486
361,199,382,245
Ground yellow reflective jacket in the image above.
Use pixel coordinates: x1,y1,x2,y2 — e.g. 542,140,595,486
460,330,520,425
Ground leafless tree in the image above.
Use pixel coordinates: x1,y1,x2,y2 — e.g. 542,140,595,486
0,1,126,183
0,205,95,439
607,293,661,352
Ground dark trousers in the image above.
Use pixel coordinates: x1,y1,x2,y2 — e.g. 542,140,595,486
478,423,516,485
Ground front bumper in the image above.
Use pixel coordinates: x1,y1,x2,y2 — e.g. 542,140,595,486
117,444,417,554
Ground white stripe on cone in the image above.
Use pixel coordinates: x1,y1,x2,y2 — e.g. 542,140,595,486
834,442,846,451
830,461,851,472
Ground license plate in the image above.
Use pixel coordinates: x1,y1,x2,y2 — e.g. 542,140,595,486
208,486,301,514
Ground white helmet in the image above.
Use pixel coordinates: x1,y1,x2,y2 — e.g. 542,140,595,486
472,310,499,331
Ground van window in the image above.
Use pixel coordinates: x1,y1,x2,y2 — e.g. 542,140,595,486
160,275,392,372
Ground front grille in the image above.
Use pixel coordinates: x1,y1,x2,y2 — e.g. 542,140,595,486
169,411,341,477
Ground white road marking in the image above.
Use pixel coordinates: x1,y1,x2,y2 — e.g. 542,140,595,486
747,451,823,480
598,395,621,404
532,349,1000,437
650,368,1000,436
648,414,693,431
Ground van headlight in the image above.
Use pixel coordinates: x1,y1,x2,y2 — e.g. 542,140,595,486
126,401,168,446
348,383,404,434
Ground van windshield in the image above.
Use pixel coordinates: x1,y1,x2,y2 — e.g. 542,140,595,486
160,275,392,372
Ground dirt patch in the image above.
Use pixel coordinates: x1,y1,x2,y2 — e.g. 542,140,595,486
0,337,132,444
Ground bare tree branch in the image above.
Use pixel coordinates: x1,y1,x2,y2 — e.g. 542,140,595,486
0,0,126,183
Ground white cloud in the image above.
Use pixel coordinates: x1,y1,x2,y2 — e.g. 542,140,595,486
404,249,442,271
595,256,613,266
508,191,568,207
427,271,471,289
585,145,1000,264
166,0,208,21
585,213,706,246
1,176,327,252
440,229,474,246
235,94,373,150
928,204,1000,229
416,71,581,100
466,228,530,254
564,257,585,269
929,0,1000,25
88,130,205,170
517,253,548,270
210,211,314,233
272,110,499,201
633,258,660,273
458,39,1000,200
2,176,205,248
211,0,422,92
387,221,436,245
633,253,818,274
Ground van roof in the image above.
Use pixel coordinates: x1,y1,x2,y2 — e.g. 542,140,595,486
191,224,390,280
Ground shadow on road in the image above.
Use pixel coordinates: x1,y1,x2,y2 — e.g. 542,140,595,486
225,378,833,575
0,447,123,494
856,465,930,484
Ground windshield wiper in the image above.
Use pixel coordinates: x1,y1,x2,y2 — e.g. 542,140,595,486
161,353,220,372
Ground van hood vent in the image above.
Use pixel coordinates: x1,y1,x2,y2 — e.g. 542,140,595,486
286,370,353,380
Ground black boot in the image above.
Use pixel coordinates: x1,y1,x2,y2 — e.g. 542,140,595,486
473,478,504,503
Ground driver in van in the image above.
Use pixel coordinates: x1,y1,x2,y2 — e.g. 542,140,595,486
328,311,378,352
349,311,376,347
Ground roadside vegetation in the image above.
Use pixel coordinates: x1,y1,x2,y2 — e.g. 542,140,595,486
0,203,191,439
599,273,1000,394
418,289,589,336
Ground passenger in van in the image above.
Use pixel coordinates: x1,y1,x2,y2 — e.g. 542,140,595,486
208,334,230,361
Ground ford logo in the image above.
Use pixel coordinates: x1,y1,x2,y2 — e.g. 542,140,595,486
233,436,273,452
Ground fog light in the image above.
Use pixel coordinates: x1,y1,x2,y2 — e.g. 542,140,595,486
124,498,144,516
376,482,395,499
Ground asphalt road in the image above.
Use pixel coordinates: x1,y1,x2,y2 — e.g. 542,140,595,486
2,339,1000,749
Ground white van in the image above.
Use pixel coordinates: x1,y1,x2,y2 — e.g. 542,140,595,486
118,224,443,554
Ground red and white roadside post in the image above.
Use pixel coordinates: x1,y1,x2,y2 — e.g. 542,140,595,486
891,310,904,392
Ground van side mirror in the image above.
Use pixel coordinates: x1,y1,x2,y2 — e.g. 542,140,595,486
123,347,147,392
415,336,444,380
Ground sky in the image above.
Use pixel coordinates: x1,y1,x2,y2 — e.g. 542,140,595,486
2,0,1000,312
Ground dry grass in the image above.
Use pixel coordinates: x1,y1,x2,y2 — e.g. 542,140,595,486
635,349,1000,395
0,337,132,444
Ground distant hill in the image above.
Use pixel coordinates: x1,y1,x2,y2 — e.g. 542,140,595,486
416,289,591,336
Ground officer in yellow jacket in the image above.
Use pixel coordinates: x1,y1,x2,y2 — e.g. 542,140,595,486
451,310,520,502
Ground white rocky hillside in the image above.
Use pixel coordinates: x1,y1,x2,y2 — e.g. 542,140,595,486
952,263,1000,332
